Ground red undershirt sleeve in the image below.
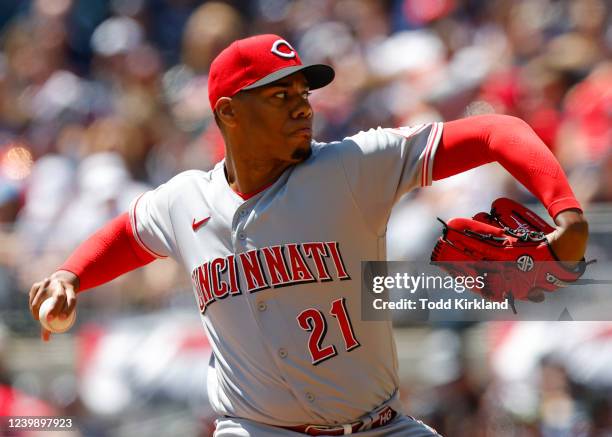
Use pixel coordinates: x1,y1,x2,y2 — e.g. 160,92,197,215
58,212,156,292
432,114,581,218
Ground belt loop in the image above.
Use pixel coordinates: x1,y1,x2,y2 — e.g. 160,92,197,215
358,410,375,432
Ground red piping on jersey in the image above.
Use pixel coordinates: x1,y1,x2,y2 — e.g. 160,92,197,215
232,180,275,200
421,122,440,187
130,194,167,258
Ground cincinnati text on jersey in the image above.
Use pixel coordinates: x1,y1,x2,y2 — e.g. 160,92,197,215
191,242,350,313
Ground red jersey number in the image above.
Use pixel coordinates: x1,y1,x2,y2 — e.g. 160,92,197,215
296,298,361,365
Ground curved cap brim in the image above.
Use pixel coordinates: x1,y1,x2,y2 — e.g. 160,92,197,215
242,64,335,91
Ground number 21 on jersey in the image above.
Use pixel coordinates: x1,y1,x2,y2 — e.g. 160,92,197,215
296,297,360,365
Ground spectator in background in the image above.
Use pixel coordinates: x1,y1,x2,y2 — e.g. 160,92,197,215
0,1,610,434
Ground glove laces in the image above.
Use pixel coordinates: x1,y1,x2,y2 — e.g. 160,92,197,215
502,226,547,242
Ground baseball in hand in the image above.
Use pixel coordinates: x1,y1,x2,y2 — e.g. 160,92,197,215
38,298,76,333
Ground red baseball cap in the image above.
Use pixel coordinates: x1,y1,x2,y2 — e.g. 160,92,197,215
208,34,335,110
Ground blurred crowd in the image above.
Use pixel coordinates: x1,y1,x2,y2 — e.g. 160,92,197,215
0,0,610,436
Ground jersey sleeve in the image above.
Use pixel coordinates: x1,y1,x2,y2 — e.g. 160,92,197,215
129,182,176,260
335,122,443,235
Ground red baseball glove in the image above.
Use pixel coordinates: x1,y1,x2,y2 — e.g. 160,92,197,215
431,198,589,309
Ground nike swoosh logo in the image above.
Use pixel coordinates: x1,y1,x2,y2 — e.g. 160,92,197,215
192,216,211,232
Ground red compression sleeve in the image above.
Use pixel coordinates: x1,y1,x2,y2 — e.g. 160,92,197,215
59,212,156,292
432,114,581,218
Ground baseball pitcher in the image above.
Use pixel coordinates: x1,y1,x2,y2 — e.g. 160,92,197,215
29,34,588,436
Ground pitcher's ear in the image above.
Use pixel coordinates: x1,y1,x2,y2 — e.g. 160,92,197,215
215,97,237,128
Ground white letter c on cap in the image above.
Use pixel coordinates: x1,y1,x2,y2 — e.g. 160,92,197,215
271,39,296,59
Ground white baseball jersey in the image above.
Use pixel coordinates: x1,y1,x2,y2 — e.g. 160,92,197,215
130,122,443,426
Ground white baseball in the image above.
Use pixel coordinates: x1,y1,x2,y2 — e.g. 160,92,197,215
38,298,76,333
